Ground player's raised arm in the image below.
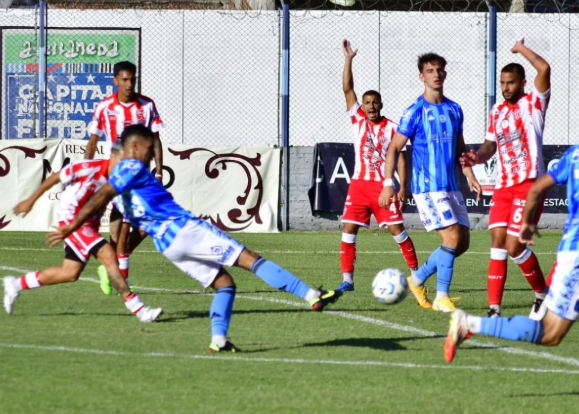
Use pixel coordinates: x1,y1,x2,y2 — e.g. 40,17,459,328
511,38,550,93
47,183,118,247
379,132,408,208
342,39,358,111
13,172,62,218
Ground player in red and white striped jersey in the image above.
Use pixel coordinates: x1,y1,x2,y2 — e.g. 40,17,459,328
5,142,162,322
335,40,418,294
85,61,164,294
460,39,550,320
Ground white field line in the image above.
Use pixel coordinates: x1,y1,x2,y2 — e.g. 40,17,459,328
0,246,559,255
1,342,579,375
2,265,579,370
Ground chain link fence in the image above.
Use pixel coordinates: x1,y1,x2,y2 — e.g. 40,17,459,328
0,1,577,145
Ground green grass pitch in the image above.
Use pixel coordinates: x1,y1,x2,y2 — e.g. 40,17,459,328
1,229,578,414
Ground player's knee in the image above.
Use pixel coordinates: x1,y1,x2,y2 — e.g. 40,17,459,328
540,331,564,346
62,270,81,283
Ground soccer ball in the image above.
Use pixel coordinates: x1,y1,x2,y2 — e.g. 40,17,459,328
372,268,408,304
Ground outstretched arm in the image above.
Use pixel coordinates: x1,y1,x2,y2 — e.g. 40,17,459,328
47,183,119,247
153,132,163,181
457,133,481,200
519,174,555,245
13,172,61,217
460,139,497,168
342,39,358,111
511,38,550,93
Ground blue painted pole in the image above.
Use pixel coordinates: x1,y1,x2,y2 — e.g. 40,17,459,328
281,2,290,230
487,4,497,112
38,1,46,138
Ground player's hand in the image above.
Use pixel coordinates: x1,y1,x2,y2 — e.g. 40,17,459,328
13,199,34,217
469,178,482,201
459,150,478,168
519,222,539,245
397,189,407,211
511,38,525,54
342,39,358,59
379,186,395,209
46,225,72,247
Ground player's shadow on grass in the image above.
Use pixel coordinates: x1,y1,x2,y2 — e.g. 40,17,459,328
301,337,417,351
158,308,312,323
508,391,579,398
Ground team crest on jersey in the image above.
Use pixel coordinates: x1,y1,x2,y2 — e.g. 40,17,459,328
439,115,446,123
82,226,95,237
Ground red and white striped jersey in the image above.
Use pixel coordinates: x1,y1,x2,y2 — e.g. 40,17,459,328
56,159,110,228
486,86,550,189
348,102,400,181
88,91,164,157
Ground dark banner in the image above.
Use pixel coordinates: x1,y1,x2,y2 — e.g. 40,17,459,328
308,143,570,215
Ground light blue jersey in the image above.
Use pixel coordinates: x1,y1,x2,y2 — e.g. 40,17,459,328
548,145,579,252
109,159,193,252
397,95,463,194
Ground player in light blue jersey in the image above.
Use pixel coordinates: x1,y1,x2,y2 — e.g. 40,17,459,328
48,125,342,353
444,144,579,362
382,53,480,312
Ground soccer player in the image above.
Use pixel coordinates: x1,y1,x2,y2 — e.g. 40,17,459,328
85,61,164,294
459,39,550,319
47,125,342,353
5,141,162,322
444,144,579,363
382,53,481,312
336,39,418,293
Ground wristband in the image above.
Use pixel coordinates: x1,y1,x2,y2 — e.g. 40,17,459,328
382,178,394,187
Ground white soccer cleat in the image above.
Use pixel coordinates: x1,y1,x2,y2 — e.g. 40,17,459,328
529,297,547,321
444,309,472,363
3,276,20,315
136,306,163,323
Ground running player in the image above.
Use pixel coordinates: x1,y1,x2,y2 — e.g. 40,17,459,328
336,39,418,293
459,39,550,320
47,125,342,353
85,61,164,294
5,141,162,322
445,144,579,363
382,53,481,312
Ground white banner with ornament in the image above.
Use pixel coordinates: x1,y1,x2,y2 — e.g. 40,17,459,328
0,139,280,233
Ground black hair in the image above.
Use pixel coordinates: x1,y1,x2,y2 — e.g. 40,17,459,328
362,90,382,103
120,124,154,147
501,63,526,81
113,61,137,77
417,53,447,73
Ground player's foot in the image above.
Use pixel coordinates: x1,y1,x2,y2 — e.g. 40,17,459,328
432,296,456,312
444,309,472,363
529,297,547,321
487,308,501,318
309,288,342,311
406,277,432,309
335,281,354,293
97,265,112,295
136,306,163,323
208,340,240,353
3,276,19,315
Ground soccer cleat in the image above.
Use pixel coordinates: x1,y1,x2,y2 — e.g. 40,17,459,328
529,297,547,321
136,306,163,323
432,296,456,312
487,308,501,318
444,309,472,363
208,341,240,353
3,276,19,315
97,265,113,295
309,288,342,311
406,277,432,309
335,281,354,292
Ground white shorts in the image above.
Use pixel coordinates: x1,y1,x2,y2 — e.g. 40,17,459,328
162,219,245,288
413,191,470,232
545,251,579,321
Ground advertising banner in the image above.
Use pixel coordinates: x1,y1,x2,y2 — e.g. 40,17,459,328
309,143,570,216
1,28,140,139
0,140,280,233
